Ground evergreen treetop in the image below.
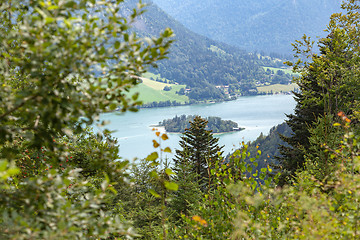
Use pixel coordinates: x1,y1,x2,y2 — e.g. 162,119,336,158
173,116,224,187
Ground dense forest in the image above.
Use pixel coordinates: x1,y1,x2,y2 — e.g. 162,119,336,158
158,115,244,133
1,0,360,239
121,0,292,101
229,122,293,173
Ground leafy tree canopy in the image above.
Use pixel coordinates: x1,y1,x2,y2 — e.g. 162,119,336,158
0,0,172,238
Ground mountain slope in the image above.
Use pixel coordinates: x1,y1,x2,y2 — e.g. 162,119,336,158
122,0,279,100
152,0,342,54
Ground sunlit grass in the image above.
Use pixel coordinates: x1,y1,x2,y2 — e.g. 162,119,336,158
127,74,189,104
257,83,299,94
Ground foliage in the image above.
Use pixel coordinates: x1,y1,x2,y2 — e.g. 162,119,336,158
113,160,164,239
2,0,360,239
0,0,172,238
168,156,202,223
278,0,360,183
0,169,133,239
163,86,172,91
231,114,360,239
173,116,224,187
304,114,343,182
237,122,293,173
171,141,271,239
159,114,243,133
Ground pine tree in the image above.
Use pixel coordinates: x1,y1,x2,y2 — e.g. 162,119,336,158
169,160,202,222
173,116,224,187
276,73,324,182
277,1,360,183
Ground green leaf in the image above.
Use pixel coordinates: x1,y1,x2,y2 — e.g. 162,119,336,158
64,19,71,28
109,103,117,111
259,173,266,180
265,179,271,186
48,5,59,11
149,170,159,179
45,17,55,24
148,189,161,198
164,181,178,191
146,152,158,161
165,168,175,176
64,1,77,7
0,160,7,172
114,40,120,49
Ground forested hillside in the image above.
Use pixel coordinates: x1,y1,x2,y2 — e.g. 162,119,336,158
237,122,292,171
153,0,342,54
121,0,291,100
1,0,360,239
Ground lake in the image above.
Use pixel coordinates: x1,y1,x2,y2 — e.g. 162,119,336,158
96,94,296,160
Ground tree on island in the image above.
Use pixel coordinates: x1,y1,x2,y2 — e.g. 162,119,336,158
173,116,224,188
159,114,242,133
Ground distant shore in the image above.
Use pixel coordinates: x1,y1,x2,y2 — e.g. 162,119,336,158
149,125,244,135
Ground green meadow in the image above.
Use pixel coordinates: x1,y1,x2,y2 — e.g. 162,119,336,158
262,66,297,75
127,74,189,104
257,83,299,94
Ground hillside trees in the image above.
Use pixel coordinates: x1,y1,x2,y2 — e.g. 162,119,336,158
231,114,360,239
0,0,172,238
122,0,280,100
277,0,360,183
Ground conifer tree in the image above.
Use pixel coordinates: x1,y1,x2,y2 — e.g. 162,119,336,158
173,116,224,187
277,0,360,183
169,159,202,222
277,73,324,182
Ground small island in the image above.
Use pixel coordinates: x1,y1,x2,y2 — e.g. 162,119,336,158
158,115,244,133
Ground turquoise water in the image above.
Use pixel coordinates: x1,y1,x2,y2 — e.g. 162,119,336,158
96,94,296,160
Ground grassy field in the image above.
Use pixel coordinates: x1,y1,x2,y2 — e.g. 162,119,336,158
257,83,299,94
263,66,297,75
127,75,189,104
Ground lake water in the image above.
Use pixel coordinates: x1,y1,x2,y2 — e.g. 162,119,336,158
96,94,296,160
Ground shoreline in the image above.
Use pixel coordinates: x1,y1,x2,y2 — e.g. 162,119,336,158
149,125,245,135
137,90,295,110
